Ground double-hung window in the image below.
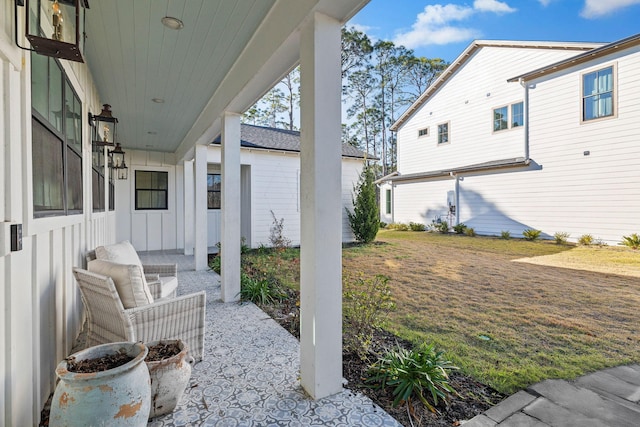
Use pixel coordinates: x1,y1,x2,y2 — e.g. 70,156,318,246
493,102,523,132
582,66,614,121
31,53,83,217
511,102,524,128
437,122,449,144
493,106,508,131
135,171,168,210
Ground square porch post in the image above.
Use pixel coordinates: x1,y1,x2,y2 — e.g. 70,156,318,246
194,145,208,270
183,159,195,256
221,112,241,302
299,11,343,399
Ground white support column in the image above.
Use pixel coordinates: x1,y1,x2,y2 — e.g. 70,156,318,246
221,112,241,302
299,12,342,400
194,145,208,270
183,160,195,256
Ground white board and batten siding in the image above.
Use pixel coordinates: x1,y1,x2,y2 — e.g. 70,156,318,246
393,42,640,244
0,34,115,425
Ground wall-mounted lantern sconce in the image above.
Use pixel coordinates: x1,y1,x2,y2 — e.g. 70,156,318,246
89,104,118,147
17,0,90,63
108,143,128,180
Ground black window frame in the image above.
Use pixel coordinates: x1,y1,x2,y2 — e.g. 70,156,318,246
207,173,221,210
134,170,169,210
31,53,83,218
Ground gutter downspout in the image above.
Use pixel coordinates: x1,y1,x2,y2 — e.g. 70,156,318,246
520,78,531,163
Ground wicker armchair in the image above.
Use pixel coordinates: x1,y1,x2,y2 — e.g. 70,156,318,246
73,267,206,361
86,249,178,300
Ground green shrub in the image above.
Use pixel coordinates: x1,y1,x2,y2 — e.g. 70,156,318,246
500,230,511,240
380,221,388,229
452,223,467,234
465,227,476,237
343,273,395,358
239,273,285,305
522,229,542,241
209,255,221,274
620,233,640,250
367,343,458,413
388,222,409,231
433,220,449,234
408,222,426,232
347,165,379,243
554,232,570,245
578,234,594,246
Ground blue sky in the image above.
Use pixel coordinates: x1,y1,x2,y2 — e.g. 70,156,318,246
349,0,640,62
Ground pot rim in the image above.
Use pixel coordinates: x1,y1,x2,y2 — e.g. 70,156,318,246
56,341,148,381
145,339,190,364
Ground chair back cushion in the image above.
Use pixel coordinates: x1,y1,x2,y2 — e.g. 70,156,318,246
88,259,154,308
95,240,143,268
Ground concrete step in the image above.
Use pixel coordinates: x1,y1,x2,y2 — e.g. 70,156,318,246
576,370,640,402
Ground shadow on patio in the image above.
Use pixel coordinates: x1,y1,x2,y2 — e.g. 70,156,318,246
135,251,401,426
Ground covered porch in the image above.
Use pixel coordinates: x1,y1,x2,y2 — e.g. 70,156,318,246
1,0,372,424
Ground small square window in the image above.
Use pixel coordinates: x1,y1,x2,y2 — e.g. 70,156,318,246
135,171,168,210
418,127,429,137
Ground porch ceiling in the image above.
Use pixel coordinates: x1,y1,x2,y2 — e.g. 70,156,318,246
84,0,368,160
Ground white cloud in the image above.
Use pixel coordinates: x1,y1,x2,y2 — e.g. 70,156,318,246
349,23,376,34
473,0,516,13
537,0,553,6
393,2,516,49
581,0,640,18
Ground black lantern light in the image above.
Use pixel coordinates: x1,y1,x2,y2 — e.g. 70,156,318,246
20,0,90,63
109,143,128,180
89,104,118,147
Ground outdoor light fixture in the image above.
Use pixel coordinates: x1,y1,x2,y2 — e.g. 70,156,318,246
18,0,90,63
89,104,118,147
108,143,128,180
161,16,184,30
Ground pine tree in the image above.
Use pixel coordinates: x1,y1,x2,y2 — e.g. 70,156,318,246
347,165,379,243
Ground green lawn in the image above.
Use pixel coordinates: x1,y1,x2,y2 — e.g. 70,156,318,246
242,230,640,394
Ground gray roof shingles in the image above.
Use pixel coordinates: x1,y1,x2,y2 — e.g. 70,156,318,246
212,124,369,159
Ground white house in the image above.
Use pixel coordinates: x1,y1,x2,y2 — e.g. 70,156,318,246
382,34,640,244
0,1,369,424
115,124,366,251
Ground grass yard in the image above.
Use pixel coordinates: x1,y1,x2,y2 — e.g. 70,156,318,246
243,230,640,395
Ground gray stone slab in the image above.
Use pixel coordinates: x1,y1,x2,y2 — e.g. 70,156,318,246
461,414,497,427
523,397,603,427
501,412,550,427
602,365,640,386
576,371,640,402
485,390,537,422
529,379,640,427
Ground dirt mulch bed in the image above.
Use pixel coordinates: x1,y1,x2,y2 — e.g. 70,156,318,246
260,292,506,427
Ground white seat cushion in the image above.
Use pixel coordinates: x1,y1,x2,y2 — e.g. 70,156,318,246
88,259,154,308
95,240,143,268
159,276,179,299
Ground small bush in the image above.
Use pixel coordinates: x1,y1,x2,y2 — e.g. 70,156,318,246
465,227,476,237
367,343,458,413
554,232,571,245
343,273,395,358
620,233,640,250
347,165,379,243
522,229,542,241
388,222,409,231
239,273,286,305
380,221,388,229
452,223,467,234
269,210,292,251
500,230,511,240
209,255,221,274
434,221,449,234
578,234,594,246
408,222,426,232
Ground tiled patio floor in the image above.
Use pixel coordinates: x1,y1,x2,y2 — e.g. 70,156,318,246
139,251,402,427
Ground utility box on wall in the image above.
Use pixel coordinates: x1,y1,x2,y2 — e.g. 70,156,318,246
11,224,22,252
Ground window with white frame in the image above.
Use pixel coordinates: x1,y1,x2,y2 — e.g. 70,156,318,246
582,66,614,121
493,102,524,132
511,102,524,127
493,106,508,131
437,122,449,144
418,127,429,137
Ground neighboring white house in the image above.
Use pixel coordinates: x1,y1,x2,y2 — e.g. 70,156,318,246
115,124,366,251
381,34,640,244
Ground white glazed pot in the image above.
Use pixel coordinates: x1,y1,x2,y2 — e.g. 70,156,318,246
146,339,194,418
50,342,151,427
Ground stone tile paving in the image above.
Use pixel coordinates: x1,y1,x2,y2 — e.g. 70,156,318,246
140,252,401,427
462,365,640,427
